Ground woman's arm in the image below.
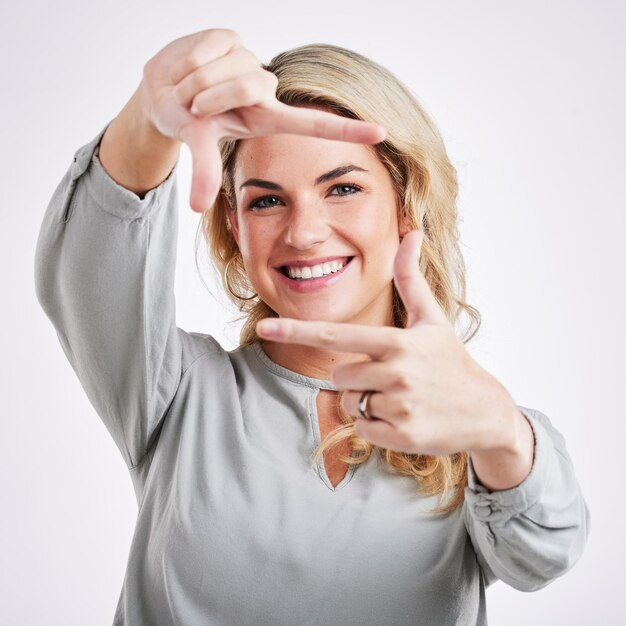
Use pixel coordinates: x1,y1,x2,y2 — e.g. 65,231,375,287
98,86,180,196
35,28,386,469
463,406,589,591
35,132,183,470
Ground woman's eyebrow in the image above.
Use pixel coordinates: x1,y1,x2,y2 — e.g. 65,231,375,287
239,165,368,192
314,165,367,185
239,178,283,191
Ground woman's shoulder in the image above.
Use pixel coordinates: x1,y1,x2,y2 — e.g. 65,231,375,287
178,330,229,373
177,332,260,377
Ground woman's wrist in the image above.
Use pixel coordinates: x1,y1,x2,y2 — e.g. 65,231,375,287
99,85,181,196
470,403,535,492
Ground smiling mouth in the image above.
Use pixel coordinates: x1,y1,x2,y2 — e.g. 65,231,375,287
280,257,353,280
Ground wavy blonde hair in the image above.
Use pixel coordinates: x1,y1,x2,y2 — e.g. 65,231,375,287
200,44,481,513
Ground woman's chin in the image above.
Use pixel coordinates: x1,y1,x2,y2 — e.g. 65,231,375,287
275,309,348,323
272,304,386,326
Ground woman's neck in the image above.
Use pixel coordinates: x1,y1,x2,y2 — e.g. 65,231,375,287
260,340,366,381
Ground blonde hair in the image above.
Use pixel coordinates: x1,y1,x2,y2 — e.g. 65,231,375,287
201,44,480,513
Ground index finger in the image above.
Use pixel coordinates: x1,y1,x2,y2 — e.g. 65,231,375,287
269,101,386,144
256,318,399,359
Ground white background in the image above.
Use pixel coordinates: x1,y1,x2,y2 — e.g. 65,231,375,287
2,0,624,624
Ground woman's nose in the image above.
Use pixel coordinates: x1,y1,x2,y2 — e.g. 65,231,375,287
283,205,331,250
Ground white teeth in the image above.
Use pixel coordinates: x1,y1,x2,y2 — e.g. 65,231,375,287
285,260,346,280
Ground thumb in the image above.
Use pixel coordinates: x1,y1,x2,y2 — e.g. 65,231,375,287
180,122,223,213
393,230,448,327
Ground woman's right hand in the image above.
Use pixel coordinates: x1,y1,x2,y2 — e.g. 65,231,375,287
104,29,385,212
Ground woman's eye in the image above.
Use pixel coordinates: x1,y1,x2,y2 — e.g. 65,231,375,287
329,184,361,197
249,195,283,210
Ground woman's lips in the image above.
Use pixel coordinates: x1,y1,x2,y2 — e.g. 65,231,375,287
274,257,353,292
281,257,350,280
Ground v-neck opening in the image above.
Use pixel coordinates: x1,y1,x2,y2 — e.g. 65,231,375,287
246,342,358,492
309,388,358,492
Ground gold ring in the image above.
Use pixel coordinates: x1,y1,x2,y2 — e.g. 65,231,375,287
357,390,376,420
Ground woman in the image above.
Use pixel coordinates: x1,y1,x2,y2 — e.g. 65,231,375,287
35,28,588,625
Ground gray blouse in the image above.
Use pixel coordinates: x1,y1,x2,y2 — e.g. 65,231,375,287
35,133,589,625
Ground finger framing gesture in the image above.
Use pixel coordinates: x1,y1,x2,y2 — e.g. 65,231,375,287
144,29,386,211
257,230,533,486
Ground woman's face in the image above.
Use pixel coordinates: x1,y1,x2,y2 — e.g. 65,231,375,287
229,133,407,326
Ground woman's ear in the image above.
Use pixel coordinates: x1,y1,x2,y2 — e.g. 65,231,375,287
224,193,241,246
398,210,413,240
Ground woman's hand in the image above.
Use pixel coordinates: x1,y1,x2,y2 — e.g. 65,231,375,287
256,231,535,491
106,29,385,212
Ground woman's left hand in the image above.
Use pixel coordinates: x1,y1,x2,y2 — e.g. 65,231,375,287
257,231,534,488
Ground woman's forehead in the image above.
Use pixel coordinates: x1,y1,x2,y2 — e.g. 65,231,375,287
233,134,381,182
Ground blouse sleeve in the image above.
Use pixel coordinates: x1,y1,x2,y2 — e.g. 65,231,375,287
35,131,184,470
463,406,589,591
